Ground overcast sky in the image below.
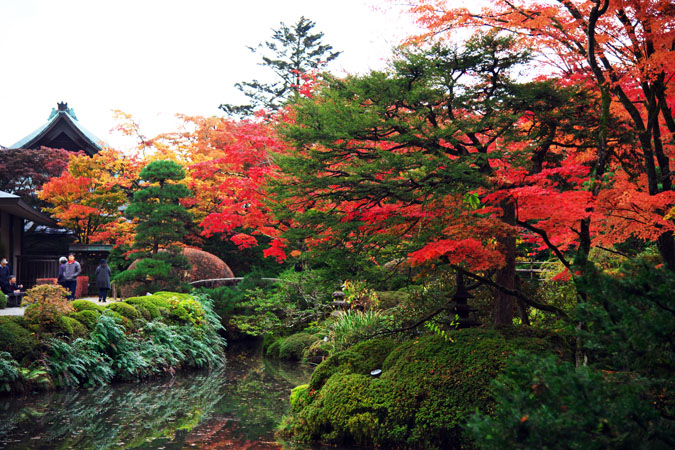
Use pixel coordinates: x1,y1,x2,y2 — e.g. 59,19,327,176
0,0,417,150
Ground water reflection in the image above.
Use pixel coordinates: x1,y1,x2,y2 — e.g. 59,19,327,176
0,342,331,450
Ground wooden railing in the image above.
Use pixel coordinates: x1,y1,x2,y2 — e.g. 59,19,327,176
188,277,281,288
515,260,556,280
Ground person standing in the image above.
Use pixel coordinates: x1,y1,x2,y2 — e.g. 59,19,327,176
57,256,68,289
0,258,11,294
63,253,81,300
95,259,111,303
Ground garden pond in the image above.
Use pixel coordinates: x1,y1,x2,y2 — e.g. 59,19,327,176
0,342,353,449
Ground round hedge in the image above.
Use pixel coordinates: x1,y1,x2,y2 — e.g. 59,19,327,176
0,317,37,361
119,249,235,297
124,297,161,320
69,310,100,330
107,302,141,321
58,316,88,338
71,300,104,313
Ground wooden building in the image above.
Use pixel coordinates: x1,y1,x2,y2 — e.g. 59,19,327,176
2,102,105,288
0,190,57,283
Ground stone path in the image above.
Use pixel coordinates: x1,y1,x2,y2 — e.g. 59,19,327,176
0,296,119,316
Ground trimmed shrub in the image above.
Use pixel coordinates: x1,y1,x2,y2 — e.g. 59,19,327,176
278,333,317,361
0,291,6,309
102,309,127,326
107,302,141,321
57,316,88,338
72,300,104,313
69,310,100,330
0,317,38,361
287,329,568,448
124,297,161,320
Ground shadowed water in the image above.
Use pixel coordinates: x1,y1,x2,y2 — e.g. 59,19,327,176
0,342,347,449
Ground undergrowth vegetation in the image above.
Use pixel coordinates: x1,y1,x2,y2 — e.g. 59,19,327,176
0,287,225,393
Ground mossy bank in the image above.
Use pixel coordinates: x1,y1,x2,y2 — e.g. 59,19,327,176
279,328,572,449
0,291,226,394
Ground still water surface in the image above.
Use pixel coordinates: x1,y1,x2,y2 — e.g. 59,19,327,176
0,342,348,450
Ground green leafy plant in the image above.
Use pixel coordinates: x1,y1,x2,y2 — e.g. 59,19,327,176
0,290,7,309
466,352,668,449
342,280,378,310
0,351,21,392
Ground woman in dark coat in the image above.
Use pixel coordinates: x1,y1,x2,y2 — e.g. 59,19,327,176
95,259,112,303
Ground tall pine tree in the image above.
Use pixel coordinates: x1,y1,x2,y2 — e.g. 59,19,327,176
219,16,340,117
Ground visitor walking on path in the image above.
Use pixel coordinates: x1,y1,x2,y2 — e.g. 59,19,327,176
0,258,12,294
95,259,111,303
63,253,81,300
57,256,68,289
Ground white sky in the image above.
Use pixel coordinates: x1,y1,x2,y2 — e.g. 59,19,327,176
0,0,417,150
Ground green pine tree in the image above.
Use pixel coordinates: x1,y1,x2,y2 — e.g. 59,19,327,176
219,16,341,117
115,160,193,293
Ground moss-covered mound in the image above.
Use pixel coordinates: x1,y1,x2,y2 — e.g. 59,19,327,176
0,317,38,362
107,302,141,322
124,297,161,320
68,310,100,330
71,300,104,313
282,328,571,449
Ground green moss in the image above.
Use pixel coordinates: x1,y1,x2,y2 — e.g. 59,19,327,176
58,316,88,338
153,291,191,300
0,317,37,361
69,310,100,330
107,302,141,321
289,328,571,448
124,297,161,320
71,300,104,313
278,333,317,361
309,338,395,391
266,338,282,358
290,384,310,412
102,309,127,326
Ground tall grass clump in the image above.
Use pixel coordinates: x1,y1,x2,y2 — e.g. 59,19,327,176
327,310,393,353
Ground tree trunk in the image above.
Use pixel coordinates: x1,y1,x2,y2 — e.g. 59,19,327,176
494,200,517,326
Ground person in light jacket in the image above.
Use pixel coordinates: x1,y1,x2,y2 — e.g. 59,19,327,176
95,259,111,303
63,253,81,300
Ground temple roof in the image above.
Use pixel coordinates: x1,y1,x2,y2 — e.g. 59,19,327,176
0,191,56,226
9,102,104,156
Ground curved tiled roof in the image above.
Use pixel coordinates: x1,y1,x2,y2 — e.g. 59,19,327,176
9,103,104,156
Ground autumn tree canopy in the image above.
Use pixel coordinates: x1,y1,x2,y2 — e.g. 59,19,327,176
38,149,140,244
400,0,675,269
0,147,72,209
